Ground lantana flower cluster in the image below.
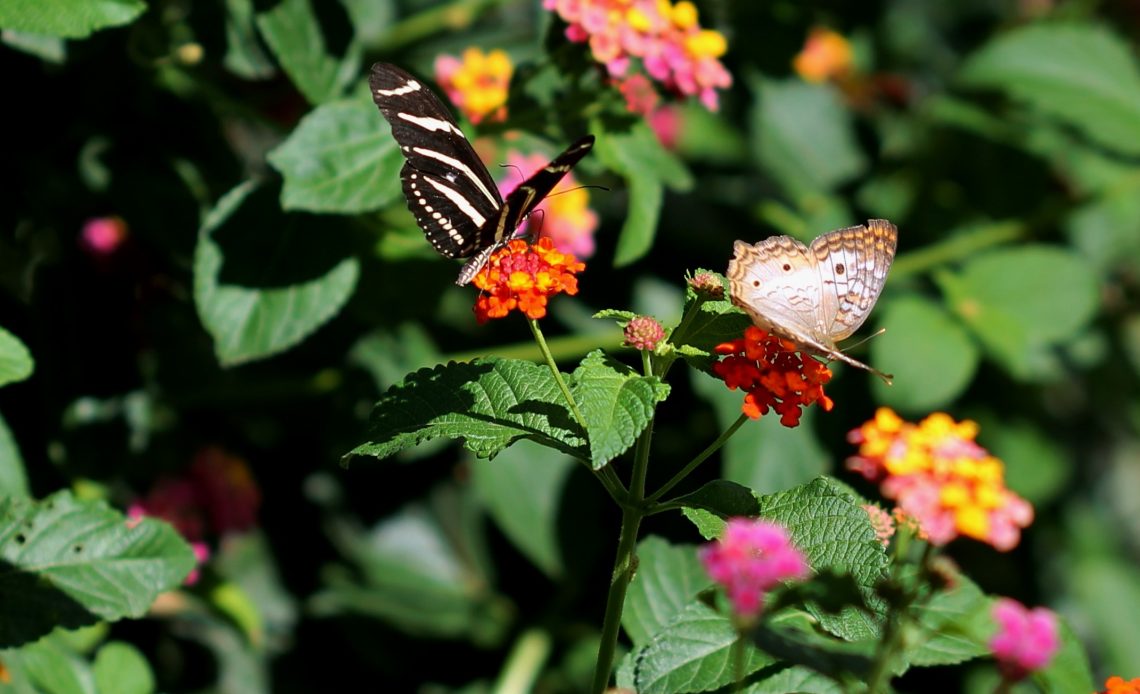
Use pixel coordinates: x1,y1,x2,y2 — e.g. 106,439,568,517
472,237,585,323
989,598,1060,681
544,0,732,110
846,408,1033,551
699,518,810,619
434,47,513,123
712,326,834,427
499,151,599,259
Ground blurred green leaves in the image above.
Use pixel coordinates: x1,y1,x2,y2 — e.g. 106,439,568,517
0,0,144,38
0,326,33,388
871,295,978,414
750,77,866,196
959,22,1140,156
938,245,1099,380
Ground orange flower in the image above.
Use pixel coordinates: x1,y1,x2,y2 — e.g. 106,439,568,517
434,48,513,123
847,408,1033,551
472,237,585,323
1101,677,1140,694
712,326,833,427
792,27,854,83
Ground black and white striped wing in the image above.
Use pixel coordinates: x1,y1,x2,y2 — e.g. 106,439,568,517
369,62,504,259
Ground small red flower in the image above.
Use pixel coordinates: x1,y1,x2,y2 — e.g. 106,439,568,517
712,326,833,426
472,237,585,323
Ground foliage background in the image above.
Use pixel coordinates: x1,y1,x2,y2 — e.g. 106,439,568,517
2,0,1140,691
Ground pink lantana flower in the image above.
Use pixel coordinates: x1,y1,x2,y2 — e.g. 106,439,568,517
699,518,810,619
989,598,1060,681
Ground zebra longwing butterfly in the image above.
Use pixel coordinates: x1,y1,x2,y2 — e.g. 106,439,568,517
369,62,595,285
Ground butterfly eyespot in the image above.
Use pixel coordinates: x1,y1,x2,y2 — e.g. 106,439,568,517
835,263,845,275
782,263,791,271
752,280,761,287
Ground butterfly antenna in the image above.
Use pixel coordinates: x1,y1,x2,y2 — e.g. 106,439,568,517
843,327,887,353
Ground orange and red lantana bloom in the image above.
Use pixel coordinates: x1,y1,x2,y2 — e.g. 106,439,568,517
472,237,585,323
712,326,833,427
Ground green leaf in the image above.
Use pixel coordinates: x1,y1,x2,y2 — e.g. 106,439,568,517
0,491,196,648
348,324,441,392
570,350,667,469
470,440,575,578
1,29,66,63
312,484,509,644
595,120,692,267
975,415,1070,506
755,478,889,640
193,181,361,366
622,537,711,647
870,295,979,414
344,357,588,465
668,480,759,518
907,573,991,667
7,635,94,694
1036,620,1096,694
692,373,830,494
0,0,145,38
938,246,1099,380
266,99,403,213
0,412,29,498
626,602,774,694
1064,183,1140,273
223,0,275,79
0,326,34,387
958,22,1140,156
749,77,867,194
255,0,356,105
1067,554,1140,677
93,642,154,694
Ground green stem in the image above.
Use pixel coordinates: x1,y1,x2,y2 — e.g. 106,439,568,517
528,318,587,430
591,384,656,692
646,414,749,504
590,506,644,694
378,0,506,52
668,295,707,348
732,634,745,694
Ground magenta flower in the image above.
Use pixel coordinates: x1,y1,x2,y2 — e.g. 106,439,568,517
989,598,1060,681
80,216,128,256
699,518,810,618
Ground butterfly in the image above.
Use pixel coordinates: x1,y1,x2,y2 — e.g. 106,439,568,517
368,62,595,285
726,219,898,383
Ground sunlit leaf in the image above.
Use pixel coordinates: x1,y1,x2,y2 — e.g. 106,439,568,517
0,492,196,647
267,99,403,213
